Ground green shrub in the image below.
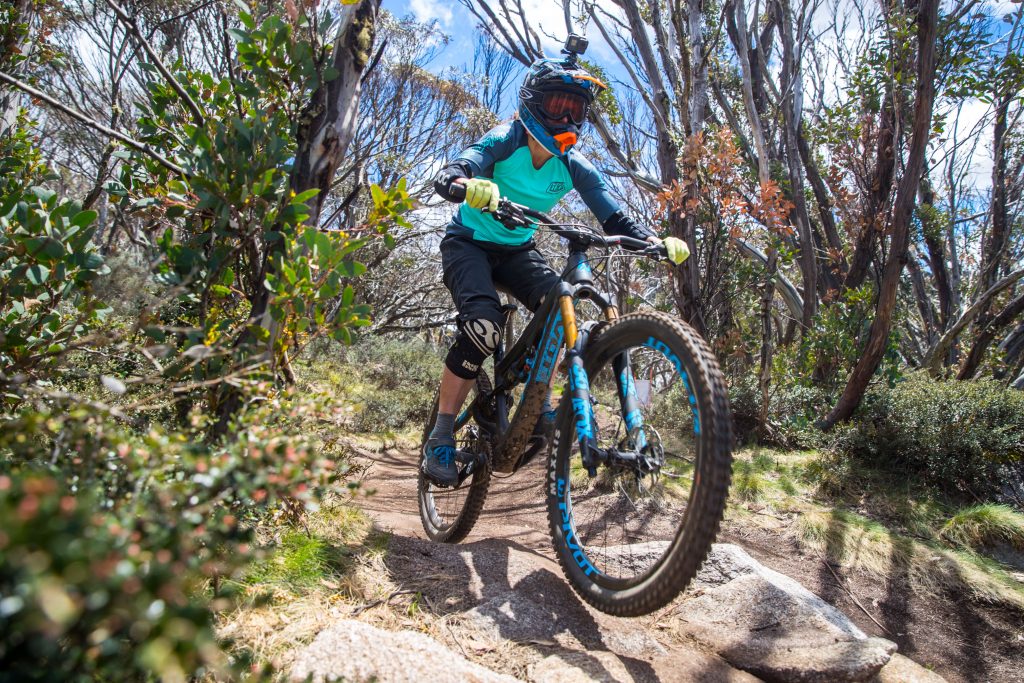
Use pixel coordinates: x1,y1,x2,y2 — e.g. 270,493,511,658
0,473,231,682
728,371,829,448
348,337,443,392
1,129,110,393
832,375,1024,499
344,338,443,432
0,388,344,681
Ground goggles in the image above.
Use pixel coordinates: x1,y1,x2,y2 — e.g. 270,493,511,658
539,91,590,126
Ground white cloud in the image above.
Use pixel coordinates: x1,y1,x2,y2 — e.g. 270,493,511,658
408,0,454,27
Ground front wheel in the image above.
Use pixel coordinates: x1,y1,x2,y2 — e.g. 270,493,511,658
418,372,493,543
546,311,732,616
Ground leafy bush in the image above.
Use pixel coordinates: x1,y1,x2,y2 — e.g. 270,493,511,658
832,375,1024,499
346,338,442,432
1,127,110,391
729,370,829,448
0,396,342,680
0,473,231,682
348,337,443,392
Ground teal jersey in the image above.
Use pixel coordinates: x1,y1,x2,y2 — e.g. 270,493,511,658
447,121,620,246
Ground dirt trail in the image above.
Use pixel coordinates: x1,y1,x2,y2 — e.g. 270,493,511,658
350,444,755,682
348,443,1023,683
356,445,552,551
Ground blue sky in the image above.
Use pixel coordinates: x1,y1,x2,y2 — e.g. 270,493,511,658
381,0,621,71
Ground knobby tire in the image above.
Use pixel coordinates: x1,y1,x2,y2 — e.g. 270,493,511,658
545,311,733,616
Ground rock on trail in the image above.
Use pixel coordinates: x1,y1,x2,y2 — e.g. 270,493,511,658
288,445,944,682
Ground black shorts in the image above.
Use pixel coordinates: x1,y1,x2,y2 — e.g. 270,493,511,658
441,232,561,326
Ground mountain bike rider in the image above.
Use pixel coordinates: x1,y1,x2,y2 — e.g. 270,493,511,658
425,48,690,487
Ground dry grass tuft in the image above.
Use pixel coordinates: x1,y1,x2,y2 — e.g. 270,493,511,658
939,504,1024,552
798,508,1024,611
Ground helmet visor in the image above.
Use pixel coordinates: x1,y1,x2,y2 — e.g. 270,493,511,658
539,91,590,126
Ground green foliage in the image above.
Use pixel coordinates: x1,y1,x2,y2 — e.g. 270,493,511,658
0,2,411,679
832,375,1024,499
578,59,621,125
798,284,901,394
0,474,230,682
0,385,343,680
120,4,409,405
728,371,829,447
345,338,443,432
0,123,110,392
939,504,1024,552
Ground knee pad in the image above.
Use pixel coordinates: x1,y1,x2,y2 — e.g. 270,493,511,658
445,318,502,379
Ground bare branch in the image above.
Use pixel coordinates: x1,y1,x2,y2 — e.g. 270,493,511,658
925,268,1024,375
0,70,186,176
102,0,207,127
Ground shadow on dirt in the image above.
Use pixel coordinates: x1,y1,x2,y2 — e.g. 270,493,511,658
382,533,660,680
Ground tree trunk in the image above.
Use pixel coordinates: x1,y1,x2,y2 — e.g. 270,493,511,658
216,0,380,432
618,0,707,334
0,0,35,136
758,248,779,435
907,252,939,346
980,89,1011,295
844,85,896,292
919,175,953,329
823,0,939,428
776,0,818,330
289,0,380,223
958,293,1024,379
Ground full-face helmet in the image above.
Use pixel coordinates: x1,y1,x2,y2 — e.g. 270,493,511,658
518,57,606,157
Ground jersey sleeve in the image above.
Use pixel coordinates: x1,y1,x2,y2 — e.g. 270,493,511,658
455,122,520,177
567,152,655,241
434,123,521,201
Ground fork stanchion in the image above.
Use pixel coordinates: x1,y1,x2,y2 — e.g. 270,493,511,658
559,295,578,349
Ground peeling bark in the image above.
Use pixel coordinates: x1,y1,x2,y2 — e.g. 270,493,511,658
290,0,381,224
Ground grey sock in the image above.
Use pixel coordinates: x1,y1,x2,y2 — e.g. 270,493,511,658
430,413,456,442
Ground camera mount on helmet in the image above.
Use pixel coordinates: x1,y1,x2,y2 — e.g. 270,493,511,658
562,34,589,66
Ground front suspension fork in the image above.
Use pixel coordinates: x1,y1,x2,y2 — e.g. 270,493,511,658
561,296,601,475
562,297,648,475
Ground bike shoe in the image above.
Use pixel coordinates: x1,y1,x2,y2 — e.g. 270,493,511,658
422,437,459,487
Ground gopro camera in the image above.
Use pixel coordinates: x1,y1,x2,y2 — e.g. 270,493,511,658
563,34,589,58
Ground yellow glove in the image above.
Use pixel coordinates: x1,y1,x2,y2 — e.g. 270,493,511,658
664,236,690,265
463,178,500,212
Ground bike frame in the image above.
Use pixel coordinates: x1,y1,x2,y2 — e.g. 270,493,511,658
454,239,649,476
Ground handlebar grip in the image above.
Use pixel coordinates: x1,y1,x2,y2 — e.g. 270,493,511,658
449,182,467,202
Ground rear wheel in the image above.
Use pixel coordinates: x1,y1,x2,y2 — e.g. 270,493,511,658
546,311,732,616
418,372,493,543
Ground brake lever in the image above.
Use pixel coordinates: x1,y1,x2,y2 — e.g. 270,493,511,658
485,199,529,230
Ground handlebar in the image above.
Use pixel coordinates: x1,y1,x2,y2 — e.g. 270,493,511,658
448,182,668,259
492,199,669,260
